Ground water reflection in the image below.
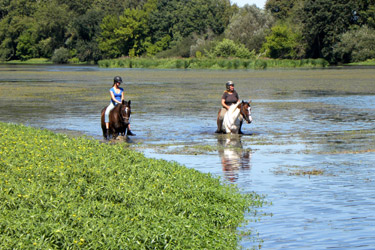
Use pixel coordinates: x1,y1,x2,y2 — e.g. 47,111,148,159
217,135,251,182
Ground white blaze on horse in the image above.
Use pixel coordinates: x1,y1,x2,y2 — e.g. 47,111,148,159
222,100,252,134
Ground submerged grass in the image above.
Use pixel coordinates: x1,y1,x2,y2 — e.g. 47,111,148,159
0,122,264,249
98,57,329,70
273,165,325,176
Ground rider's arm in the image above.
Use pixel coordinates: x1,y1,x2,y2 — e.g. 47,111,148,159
121,91,124,102
221,98,230,110
110,90,121,104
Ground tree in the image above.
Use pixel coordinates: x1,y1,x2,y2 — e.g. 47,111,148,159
261,24,304,59
148,0,232,43
68,9,103,62
32,0,72,58
354,0,375,29
0,0,38,60
265,0,299,20
98,8,149,57
334,25,375,62
225,4,274,53
302,0,358,63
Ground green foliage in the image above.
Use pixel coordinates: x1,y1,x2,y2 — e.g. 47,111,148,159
144,35,171,56
98,8,149,58
0,122,259,249
68,9,103,62
148,0,232,42
51,47,71,64
265,0,299,20
334,25,375,63
1,0,375,64
301,0,358,63
155,36,194,58
15,30,38,61
206,39,255,59
98,57,328,69
262,24,304,59
225,4,275,52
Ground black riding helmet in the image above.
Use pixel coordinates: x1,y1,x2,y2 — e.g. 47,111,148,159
226,81,234,90
114,76,123,84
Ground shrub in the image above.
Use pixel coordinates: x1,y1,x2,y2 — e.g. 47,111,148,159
51,47,71,64
206,39,255,59
334,25,375,63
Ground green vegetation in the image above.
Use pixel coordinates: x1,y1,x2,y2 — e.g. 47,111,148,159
273,165,325,176
98,57,329,69
348,59,375,66
0,122,264,249
0,0,374,65
4,58,51,64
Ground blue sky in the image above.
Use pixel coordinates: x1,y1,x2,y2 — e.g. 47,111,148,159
232,0,266,8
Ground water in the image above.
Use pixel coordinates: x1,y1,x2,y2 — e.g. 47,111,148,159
1,64,375,249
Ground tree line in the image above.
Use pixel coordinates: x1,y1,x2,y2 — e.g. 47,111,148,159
0,0,374,64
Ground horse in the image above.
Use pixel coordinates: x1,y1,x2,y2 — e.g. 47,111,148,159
101,100,131,140
221,100,252,134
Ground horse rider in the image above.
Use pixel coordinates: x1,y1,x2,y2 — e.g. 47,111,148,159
215,81,243,134
104,76,135,136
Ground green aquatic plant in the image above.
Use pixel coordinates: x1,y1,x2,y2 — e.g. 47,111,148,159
97,57,329,70
0,122,263,249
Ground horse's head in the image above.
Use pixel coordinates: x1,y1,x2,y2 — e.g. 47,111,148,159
120,100,131,124
239,100,252,124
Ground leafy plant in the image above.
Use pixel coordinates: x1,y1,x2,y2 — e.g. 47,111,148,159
206,39,255,59
51,47,71,64
0,122,262,249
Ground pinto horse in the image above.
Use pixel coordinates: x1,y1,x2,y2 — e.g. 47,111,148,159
101,100,131,140
221,100,252,134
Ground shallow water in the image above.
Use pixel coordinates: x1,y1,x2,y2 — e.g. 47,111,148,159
1,64,375,249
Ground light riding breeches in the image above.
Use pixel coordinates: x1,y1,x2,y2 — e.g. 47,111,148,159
105,102,115,123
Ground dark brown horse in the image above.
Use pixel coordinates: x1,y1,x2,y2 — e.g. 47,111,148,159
101,100,131,140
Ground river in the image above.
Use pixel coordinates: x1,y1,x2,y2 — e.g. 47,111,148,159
1,64,375,249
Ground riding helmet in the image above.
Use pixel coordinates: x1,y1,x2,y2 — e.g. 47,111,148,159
114,76,123,84
226,81,234,90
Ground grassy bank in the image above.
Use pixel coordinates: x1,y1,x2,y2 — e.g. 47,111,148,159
347,59,375,66
0,122,264,249
1,58,52,64
98,57,329,70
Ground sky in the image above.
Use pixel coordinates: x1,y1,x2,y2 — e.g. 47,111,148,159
232,0,267,9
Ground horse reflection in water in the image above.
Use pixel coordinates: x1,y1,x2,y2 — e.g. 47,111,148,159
218,136,251,182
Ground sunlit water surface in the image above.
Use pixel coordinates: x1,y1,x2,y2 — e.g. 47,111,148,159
1,64,375,249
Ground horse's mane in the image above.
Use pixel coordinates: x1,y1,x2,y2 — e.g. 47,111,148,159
227,103,239,116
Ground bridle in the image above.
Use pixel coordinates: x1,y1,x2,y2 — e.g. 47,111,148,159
120,105,130,123
240,102,252,123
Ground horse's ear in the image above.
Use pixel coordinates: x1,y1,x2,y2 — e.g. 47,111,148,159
128,100,131,106
242,100,244,103
122,100,125,105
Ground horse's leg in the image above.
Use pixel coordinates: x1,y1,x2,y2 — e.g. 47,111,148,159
102,127,108,140
101,108,109,140
215,109,224,133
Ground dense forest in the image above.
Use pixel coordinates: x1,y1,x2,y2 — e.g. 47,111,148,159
0,0,374,64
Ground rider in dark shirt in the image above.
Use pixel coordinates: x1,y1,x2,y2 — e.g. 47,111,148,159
215,81,243,134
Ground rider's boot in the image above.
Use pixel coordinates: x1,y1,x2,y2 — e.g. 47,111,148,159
238,121,244,134
105,128,110,139
127,130,136,136
215,119,223,133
